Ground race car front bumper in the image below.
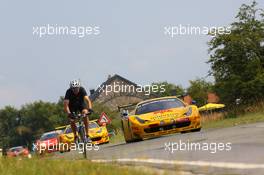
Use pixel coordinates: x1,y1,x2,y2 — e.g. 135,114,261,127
131,115,201,139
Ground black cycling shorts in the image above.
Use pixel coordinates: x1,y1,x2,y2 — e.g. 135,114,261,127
69,103,88,113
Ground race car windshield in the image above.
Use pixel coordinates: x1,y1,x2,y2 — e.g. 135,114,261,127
10,146,23,152
135,98,184,115
89,122,98,129
65,127,73,134
40,133,58,141
65,125,80,134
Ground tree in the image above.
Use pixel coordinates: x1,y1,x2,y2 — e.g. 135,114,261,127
208,1,264,106
187,78,213,106
0,106,20,153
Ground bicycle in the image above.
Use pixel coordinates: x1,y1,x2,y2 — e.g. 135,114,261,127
70,111,92,159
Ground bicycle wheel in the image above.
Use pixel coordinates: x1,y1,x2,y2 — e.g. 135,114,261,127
79,126,87,159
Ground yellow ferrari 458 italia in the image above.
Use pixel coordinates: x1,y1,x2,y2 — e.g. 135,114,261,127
120,96,201,143
59,120,109,148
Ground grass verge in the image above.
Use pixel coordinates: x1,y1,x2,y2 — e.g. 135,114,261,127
109,129,125,144
0,158,156,175
202,112,264,129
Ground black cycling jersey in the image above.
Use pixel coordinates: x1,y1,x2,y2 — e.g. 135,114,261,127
64,86,88,112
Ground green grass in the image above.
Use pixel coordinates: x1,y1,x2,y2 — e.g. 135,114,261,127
0,158,155,175
109,129,125,144
202,112,264,129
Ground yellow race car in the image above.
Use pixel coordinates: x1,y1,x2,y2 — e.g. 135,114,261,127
59,120,109,149
120,96,201,143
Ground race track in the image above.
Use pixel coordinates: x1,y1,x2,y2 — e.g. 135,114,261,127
59,122,264,175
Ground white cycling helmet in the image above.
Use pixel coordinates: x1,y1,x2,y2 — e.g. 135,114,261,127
70,79,81,88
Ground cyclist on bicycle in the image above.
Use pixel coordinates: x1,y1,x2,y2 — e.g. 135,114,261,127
64,79,93,142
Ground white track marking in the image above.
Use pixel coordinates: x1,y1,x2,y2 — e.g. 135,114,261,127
91,158,264,169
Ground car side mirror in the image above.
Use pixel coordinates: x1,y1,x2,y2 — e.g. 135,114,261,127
122,110,128,117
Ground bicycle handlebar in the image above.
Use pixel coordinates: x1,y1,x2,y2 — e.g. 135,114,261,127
70,109,94,119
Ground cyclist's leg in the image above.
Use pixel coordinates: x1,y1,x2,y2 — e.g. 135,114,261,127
70,120,78,139
82,109,89,137
80,103,89,137
69,106,78,141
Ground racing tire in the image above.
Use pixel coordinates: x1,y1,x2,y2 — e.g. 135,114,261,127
191,128,201,132
180,131,189,134
125,121,142,143
121,121,133,143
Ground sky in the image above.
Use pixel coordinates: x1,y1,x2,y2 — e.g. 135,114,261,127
0,0,263,108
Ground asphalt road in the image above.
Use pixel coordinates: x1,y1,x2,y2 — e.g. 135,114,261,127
59,122,264,175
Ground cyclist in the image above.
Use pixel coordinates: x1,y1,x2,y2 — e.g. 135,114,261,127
64,79,93,142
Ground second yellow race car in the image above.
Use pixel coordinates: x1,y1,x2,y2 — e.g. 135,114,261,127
120,96,201,143
59,120,109,150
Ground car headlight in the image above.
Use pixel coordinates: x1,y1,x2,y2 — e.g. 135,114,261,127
185,107,192,116
135,116,145,124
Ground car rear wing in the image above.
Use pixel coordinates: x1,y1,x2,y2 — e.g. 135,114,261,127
55,125,68,131
118,103,138,118
117,103,138,112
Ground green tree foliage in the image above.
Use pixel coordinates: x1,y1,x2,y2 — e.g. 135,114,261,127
0,99,67,149
208,1,264,105
20,100,65,141
150,81,184,97
0,106,19,148
187,78,213,106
